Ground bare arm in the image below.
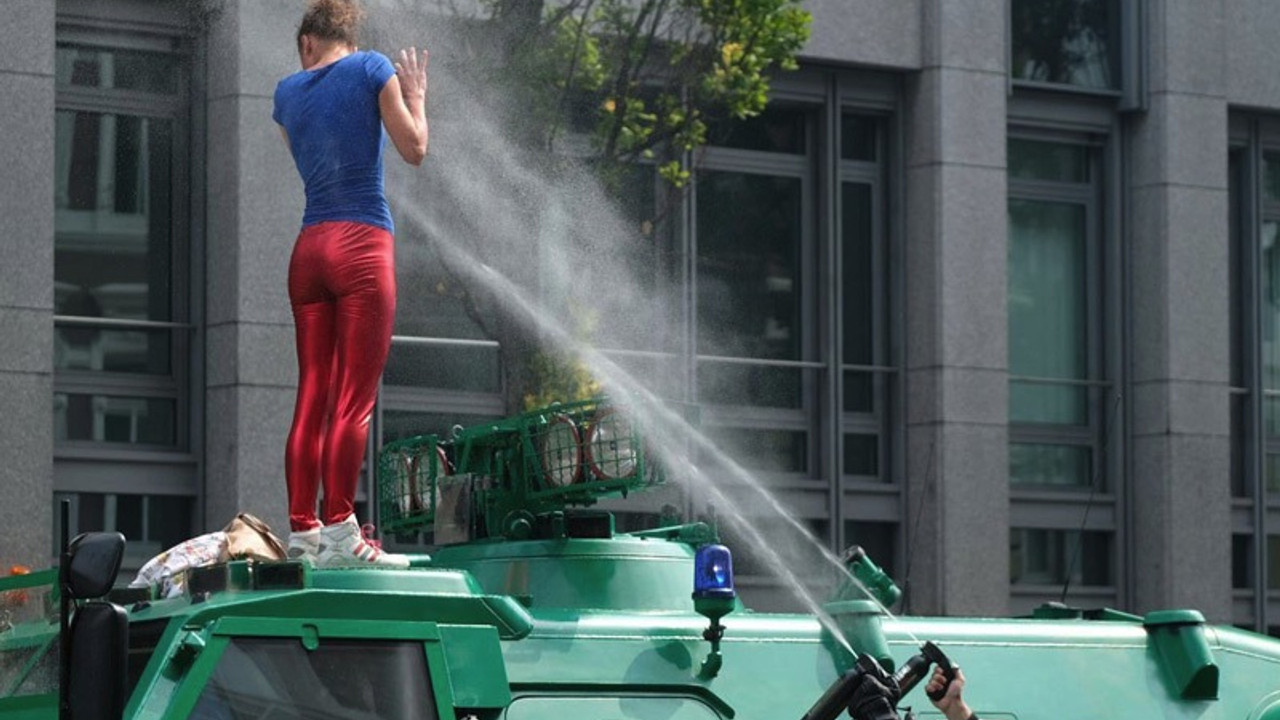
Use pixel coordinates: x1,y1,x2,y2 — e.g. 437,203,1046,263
379,47,428,166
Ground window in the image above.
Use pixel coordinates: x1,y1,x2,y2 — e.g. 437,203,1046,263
1011,0,1119,89
53,30,196,563
372,72,902,612
54,492,192,561
1009,528,1112,586
686,86,899,608
841,114,891,487
844,520,897,579
1227,118,1280,634
372,173,507,534
1007,135,1117,609
189,638,438,720
1008,138,1102,489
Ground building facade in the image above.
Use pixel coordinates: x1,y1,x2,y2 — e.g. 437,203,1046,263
2,0,1277,631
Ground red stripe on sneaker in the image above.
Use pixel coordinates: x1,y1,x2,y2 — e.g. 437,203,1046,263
356,541,380,561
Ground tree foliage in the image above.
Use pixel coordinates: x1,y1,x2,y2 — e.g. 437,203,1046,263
484,0,810,186
434,0,809,411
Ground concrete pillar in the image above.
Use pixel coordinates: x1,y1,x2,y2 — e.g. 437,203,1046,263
0,1,56,570
1127,0,1231,620
204,0,304,534
903,1,1009,615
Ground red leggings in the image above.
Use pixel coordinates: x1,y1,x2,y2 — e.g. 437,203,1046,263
285,221,396,532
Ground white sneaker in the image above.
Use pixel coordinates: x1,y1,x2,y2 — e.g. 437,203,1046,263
288,528,320,562
315,516,409,568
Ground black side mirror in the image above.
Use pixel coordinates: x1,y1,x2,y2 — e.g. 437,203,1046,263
68,601,128,720
65,532,125,600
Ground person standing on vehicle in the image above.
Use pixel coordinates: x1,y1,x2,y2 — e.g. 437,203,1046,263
273,0,428,567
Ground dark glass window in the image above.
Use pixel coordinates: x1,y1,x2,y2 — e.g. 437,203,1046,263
842,183,874,366
1010,0,1120,89
843,434,879,477
381,411,497,444
843,520,897,578
1270,535,1280,591
697,362,803,408
1265,153,1280,203
54,108,180,451
55,111,174,322
842,180,876,415
54,394,176,446
57,493,192,556
1233,534,1253,590
383,343,501,394
841,115,879,162
718,517,827,577
1010,443,1091,487
839,116,890,487
52,35,192,569
383,215,501,396
1008,139,1089,183
1009,528,1112,586
190,638,438,720
1262,216,1280,440
1226,133,1280,632
695,171,802,361
707,107,807,154
1008,138,1099,490
1008,199,1088,426
56,45,179,95
844,371,874,414
706,428,807,474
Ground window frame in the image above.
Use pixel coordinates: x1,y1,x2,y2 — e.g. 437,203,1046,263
684,71,904,596
51,18,200,562
372,68,906,606
1006,0,1146,110
1226,114,1280,633
169,619,452,720
1005,97,1126,612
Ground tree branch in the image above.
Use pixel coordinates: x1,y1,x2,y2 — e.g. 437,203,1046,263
547,0,599,152
602,1,657,160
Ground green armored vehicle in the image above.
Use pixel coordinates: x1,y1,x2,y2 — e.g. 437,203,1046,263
3,399,1280,719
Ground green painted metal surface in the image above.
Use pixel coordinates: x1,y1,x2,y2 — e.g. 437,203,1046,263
433,535,710,612
9,536,1280,719
9,401,1280,719
1143,609,1219,700
440,625,513,710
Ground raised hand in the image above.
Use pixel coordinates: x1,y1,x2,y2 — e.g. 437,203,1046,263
926,665,973,720
394,46,428,106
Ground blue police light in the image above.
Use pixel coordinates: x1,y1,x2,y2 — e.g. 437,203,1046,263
693,544,735,600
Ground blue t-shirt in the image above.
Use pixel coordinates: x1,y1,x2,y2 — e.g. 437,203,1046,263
273,51,396,232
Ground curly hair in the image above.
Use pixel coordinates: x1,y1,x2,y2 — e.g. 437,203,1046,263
297,0,364,48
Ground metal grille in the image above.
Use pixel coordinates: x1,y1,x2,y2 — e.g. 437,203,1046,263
378,398,662,537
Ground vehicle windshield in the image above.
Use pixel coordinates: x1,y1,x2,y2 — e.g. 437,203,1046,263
188,637,438,720
0,634,57,698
